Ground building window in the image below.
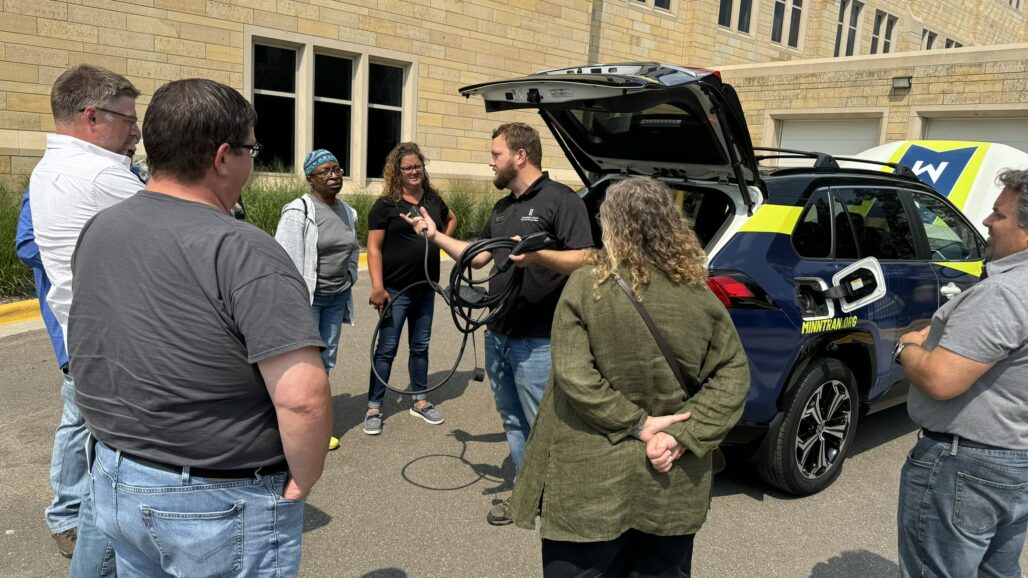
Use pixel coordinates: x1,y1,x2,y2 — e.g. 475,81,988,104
253,45,297,171
944,38,963,48
367,63,403,179
771,0,803,47
719,0,754,33
833,0,863,57
921,28,937,50
633,0,672,10
251,39,413,184
1011,0,1021,10
870,10,897,54
313,54,353,177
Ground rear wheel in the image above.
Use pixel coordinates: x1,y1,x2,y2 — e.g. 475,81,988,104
758,357,859,495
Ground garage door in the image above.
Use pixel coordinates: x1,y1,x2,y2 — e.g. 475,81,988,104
924,118,1028,153
776,119,881,165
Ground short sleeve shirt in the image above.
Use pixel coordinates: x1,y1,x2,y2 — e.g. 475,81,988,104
480,173,593,337
312,197,359,296
69,191,324,469
907,249,1028,449
368,194,451,289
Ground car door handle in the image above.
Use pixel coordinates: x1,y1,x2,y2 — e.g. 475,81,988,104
941,282,962,300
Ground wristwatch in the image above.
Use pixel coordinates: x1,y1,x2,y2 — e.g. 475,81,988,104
893,341,912,365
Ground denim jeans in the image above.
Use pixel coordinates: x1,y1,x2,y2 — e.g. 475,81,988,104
898,434,1028,578
311,288,350,373
46,372,89,534
368,286,435,407
484,330,552,471
89,440,304,577
70,468,117,577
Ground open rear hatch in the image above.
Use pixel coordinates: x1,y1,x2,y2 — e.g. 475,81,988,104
459,62,763,213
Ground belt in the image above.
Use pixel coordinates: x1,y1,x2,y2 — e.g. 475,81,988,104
921,429,1005,451
120,451,288,479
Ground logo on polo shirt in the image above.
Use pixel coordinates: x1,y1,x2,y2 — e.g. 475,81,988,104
522,208,540,222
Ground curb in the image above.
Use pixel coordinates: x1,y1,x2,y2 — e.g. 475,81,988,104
0,299,41,326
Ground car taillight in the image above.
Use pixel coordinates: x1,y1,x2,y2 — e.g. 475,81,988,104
706,271,777,309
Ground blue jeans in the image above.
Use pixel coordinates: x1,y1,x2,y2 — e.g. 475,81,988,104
311,288,350,373
89,440,304,577
368,286,435,407
484,330,552,472
47,372,88,534
898,434,1028,578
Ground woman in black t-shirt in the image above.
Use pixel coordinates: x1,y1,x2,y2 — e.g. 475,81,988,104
364,142,457,435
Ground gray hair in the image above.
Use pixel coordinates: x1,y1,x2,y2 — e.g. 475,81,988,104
998,169,1028,229
50,65,140,124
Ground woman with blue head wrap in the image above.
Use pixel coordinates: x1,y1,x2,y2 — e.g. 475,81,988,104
275,149,359,451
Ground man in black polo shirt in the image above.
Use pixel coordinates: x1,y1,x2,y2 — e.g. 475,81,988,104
408,122,592,525
68,79,332,574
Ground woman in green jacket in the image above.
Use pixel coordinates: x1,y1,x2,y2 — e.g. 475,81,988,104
509,176,751,578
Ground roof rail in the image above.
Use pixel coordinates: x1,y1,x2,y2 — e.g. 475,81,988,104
753,146,917,178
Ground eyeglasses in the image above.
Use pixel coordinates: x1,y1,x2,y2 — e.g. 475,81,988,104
234,143,263,159
312,166,343,178
81,106,138,125
400,163,425,173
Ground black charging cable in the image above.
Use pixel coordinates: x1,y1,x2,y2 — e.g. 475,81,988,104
369,209,556,396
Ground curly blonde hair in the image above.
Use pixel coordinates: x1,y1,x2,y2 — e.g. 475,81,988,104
380,142,440,202
587,177,708,300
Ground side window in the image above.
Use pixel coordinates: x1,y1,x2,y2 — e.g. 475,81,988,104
793,189,832,259
910,192,983,261
835,188,917,260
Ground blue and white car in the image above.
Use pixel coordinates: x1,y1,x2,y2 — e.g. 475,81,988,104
461,63,987,495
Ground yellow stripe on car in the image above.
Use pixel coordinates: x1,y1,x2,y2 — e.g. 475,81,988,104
738,204,803,234
934,261,983,278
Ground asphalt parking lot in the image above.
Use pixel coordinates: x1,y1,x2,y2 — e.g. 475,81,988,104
2,264,1024,577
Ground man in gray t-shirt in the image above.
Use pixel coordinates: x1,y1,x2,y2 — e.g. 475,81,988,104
67,79,332,575
894,169,1028,578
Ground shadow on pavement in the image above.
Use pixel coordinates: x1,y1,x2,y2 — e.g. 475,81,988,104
360,568,408,578
712,402,916,501
302,502,331,533
400,428,514,495
809,549,898,577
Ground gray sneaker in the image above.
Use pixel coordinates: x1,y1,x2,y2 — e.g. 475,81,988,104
363,412,383,435
486,498,513,526
410,402,444,425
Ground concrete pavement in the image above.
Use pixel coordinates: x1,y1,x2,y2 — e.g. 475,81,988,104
2,263,1018,577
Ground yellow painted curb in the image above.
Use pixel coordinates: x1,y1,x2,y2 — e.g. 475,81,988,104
0,299,41,325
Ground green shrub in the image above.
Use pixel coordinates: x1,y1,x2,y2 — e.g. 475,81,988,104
240,180,307,238
0,184,34,299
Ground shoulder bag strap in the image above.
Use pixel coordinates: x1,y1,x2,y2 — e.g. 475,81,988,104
613,272,699,397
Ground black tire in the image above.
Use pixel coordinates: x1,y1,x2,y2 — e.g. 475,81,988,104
758,357,859,496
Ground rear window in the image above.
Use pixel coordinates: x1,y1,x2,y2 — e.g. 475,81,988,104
566,101,728,166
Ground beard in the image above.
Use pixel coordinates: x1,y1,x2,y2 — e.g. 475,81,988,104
492,159,516,191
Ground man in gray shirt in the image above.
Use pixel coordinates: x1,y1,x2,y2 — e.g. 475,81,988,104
894,168,1028,577
68,78,332,575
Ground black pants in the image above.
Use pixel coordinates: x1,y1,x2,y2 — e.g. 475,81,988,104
542,530,694,578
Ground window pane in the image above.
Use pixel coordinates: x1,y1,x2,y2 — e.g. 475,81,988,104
834,0,848,56
738,0,752,32
910,193,982,261
366,108,401,178
793,190,833,259
836,189,917,260
369,63,403,107
788,1,802,47
655,0,670,9
253,93,294,172
718,0,732,26
315,54,352,101
846,2,862,56
313,101,351,176
254,45,295,93
771,0,784,41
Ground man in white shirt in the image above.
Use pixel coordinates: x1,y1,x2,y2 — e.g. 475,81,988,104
29,64,141,571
